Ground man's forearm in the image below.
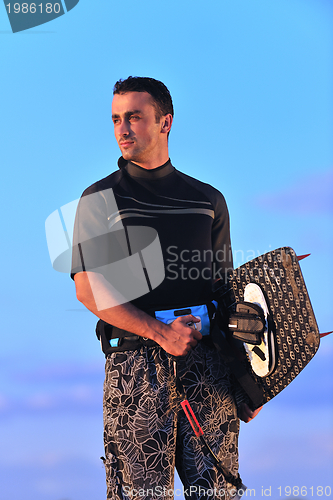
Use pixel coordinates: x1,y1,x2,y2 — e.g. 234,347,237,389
74,271,167,342
73,271,202,357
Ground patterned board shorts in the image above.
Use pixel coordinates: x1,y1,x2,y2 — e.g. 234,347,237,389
102,341,245,500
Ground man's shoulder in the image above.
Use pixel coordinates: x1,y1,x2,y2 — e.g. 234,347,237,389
81,169,123,198
175,169,227,206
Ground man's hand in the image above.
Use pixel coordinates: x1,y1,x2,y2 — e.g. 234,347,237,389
157,315,202,357
74,272,203,357
238,403,263,423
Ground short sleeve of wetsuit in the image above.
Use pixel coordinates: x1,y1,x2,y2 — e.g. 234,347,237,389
71,186,130,281
210,189,233,283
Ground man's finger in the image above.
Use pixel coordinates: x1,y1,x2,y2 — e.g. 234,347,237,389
174,314,200,324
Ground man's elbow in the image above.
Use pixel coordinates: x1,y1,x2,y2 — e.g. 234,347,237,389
75,286,84,304
74,272,91,304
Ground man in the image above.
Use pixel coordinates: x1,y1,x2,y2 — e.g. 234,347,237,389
71,77,260,499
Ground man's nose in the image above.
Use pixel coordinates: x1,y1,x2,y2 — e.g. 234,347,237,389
118,119,131,136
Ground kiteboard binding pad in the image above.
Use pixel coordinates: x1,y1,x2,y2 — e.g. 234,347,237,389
213,247,320,410
242,283,276,378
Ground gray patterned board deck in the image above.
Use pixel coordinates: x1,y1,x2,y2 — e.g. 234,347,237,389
222,247,320,405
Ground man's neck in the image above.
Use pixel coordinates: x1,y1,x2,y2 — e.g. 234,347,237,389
128,147,170,170
130,157,169,170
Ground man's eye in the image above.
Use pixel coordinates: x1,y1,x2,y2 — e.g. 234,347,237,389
113,119,120,124
130,115,140,121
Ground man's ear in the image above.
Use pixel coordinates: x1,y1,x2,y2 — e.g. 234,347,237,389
160,114,173,134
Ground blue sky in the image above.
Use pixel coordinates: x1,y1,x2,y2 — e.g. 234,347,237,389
1,0,332,498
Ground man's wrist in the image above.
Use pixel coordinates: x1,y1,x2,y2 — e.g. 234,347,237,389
143,317,169,345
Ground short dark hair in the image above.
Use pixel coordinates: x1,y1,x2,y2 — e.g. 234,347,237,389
113,76,174,121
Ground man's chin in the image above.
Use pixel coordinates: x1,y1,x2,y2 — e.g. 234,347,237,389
122,153,134,162
121,150,141,162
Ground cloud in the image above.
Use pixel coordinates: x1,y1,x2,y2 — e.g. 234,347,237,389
0,393,10,411
0,455,105,500
0,360,104,416
0,384,102,416
254,168,333,214
18,360,104,384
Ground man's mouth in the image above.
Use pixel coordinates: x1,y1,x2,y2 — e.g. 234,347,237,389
119,140,135,148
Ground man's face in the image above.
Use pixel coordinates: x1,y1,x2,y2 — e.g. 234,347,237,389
112,91,166,164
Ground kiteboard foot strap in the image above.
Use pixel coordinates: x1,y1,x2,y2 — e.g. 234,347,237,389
228,302,265,344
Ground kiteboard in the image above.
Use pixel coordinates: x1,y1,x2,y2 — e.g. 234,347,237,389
213,247,321,410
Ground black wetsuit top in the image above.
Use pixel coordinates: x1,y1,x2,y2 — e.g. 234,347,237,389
71,157,233,313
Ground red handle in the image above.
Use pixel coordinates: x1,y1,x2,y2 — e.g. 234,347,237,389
181,400,204,437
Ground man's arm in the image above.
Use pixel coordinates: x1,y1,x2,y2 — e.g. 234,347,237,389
74,271,202,357
238,403,263,423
